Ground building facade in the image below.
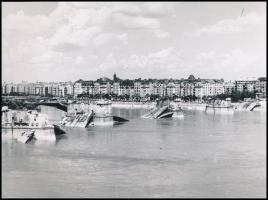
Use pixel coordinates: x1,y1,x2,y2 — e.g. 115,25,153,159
2,76,266,99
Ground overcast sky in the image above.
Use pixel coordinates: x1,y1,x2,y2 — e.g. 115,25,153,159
2,2,266,83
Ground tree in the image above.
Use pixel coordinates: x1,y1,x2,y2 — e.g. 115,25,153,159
103,93,110,99
214,90,257,102
124,94,130,101
150,94,160,101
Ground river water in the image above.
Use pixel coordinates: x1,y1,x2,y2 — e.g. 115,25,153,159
2,106,266,198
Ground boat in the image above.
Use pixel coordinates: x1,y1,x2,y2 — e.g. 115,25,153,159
96,99,112,106
17,130,36,143
205,98,234,114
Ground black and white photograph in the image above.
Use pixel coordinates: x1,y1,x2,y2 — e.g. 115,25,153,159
1,1,266,198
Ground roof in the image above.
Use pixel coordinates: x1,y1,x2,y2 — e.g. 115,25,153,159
236,77,258,81
81,81,94,86
258,77,266,81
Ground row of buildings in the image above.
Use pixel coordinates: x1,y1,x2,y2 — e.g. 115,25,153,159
2,75,266,99
2,81,73,97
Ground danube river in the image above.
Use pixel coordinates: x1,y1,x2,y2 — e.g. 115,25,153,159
2,106,266,198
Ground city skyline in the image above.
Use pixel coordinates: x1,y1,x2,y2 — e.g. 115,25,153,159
2,73,266,103
2,2,266,83
2,73,266,84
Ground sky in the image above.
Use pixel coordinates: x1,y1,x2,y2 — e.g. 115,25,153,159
2,2,266,83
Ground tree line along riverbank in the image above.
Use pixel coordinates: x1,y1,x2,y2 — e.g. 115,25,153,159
1,90,260,111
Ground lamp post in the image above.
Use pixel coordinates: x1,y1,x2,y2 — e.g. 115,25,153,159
11,116,14,140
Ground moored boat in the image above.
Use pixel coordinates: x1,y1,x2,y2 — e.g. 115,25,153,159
205,98,234,114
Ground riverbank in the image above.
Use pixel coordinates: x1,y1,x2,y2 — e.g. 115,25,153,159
2,96,265,112
111,101,156,109
110,101,266,112
179,102,207,111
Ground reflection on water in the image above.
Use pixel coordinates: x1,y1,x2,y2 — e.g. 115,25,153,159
2,106,266,198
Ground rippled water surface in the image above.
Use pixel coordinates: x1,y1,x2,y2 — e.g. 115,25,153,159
2,106,266,198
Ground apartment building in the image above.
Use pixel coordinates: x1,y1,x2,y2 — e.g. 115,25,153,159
2,76,265,99
235,77,258,92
